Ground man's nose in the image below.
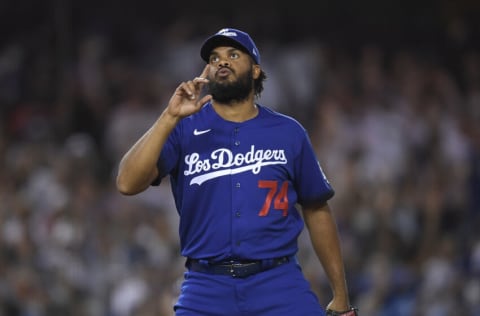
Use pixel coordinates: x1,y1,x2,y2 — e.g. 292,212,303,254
218,56,230,67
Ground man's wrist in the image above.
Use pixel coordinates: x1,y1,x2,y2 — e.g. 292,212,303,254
160,110,182,126
326,306,359,316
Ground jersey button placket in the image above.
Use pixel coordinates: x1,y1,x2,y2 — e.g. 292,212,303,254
233,180,242,249
231,126,243,253
234,127,240,146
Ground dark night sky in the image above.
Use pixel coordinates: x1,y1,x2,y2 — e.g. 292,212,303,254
1,0,479,49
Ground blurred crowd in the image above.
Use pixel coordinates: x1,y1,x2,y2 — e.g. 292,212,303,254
1,10,480,316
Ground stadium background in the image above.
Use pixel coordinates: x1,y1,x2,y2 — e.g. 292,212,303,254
0,1,479,315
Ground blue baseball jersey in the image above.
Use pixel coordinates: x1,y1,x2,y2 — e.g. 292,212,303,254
154,102,334,261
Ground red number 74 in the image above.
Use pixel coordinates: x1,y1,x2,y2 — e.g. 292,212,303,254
258,180,289,217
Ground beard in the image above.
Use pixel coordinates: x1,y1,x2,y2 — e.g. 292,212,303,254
207,68,254,104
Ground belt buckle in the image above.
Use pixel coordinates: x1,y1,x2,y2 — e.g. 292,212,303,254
228,261,257,278
229,261,243,278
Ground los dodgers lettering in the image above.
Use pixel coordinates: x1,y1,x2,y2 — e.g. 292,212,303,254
184,145,287,185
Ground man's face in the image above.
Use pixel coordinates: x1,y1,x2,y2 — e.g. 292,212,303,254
207,46,255,104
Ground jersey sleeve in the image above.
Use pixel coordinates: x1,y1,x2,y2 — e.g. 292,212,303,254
151,123,182,186
293,131,334,206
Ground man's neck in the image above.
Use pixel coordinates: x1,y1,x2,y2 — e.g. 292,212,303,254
212,98,258,123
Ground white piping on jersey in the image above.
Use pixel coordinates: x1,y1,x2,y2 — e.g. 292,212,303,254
184,145,287,185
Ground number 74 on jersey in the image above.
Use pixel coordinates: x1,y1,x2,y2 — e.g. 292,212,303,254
258,180,289,217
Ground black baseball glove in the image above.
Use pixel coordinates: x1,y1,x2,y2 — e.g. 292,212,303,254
325,306,359,316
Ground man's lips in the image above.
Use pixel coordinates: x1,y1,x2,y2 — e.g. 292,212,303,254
216,68,232,78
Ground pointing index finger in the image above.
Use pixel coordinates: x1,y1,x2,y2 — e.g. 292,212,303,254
199,64,209,80
193,64,210,83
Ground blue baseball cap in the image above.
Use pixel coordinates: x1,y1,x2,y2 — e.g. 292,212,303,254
200,28,261,64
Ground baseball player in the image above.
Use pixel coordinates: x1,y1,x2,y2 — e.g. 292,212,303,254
116,28,357,316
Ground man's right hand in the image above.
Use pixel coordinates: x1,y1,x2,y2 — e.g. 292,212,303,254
166,64,212,119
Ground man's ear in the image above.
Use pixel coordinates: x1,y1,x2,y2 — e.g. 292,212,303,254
253,65,261,79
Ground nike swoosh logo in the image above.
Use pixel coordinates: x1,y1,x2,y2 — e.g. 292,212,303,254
193,128,211,136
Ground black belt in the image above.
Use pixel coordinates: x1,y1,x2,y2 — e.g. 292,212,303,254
186,256,294,278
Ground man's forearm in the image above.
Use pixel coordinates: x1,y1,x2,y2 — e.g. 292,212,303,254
303,203,350,309
116,111,180,195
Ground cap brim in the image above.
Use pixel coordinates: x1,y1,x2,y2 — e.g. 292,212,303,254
200,36,250,63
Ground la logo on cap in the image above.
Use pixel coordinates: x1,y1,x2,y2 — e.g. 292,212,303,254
217,29,237,37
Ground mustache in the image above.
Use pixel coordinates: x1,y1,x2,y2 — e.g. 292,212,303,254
215,66,234,75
